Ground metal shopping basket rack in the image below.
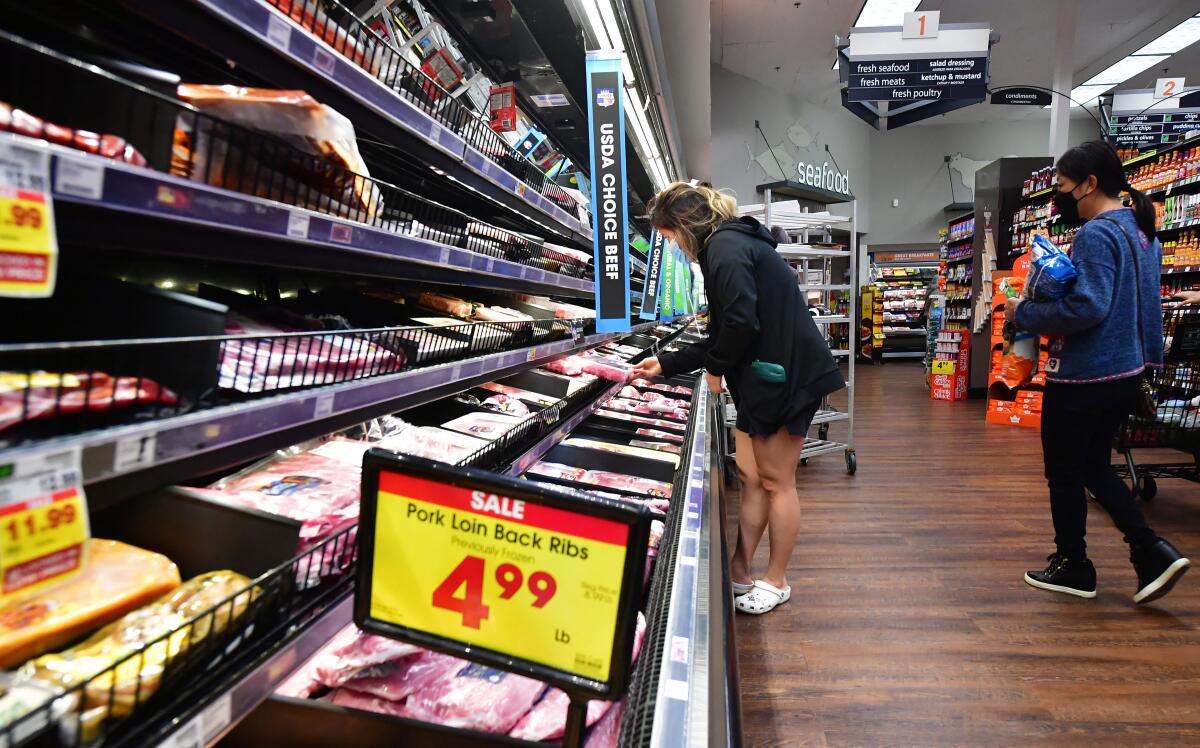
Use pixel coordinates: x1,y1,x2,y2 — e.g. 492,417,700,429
1114,306,1200,500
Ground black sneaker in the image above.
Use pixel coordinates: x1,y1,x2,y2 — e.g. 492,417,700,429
1024,553,1097,598
1131,539,1191,604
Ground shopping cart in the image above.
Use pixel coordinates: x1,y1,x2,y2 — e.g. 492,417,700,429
1114,306,1200,500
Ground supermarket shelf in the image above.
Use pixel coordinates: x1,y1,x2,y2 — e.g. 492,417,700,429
32,135,596,299
810,315,850,325
1163,264,1200,274
884,329,927,335
801,284,852,291
777,245,852,259
164,595,354,748
7,327,652,507
1144,174,1200,197
1159,217,1200,233
882,351,926,359
945,255,974,264
1122,134,1200,168
121,0,589,245
945,235,973,247
1022,186,1053,204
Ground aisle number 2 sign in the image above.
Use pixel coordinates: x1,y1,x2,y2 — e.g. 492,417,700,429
903,10,940,39
0,447,90,603
355,452,651,699
0,136,58,298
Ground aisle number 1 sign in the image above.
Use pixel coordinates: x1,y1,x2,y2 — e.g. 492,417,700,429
355,451,651,700
0,136,58,298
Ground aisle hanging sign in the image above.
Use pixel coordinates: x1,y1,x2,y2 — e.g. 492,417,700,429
585,51,631,333
989,87,1053,107
639,230,664,321
1108,87,1200,151
0,445,90,603
659,242,676,322
355,452,651,704
0,136,58,297
838,23,993,130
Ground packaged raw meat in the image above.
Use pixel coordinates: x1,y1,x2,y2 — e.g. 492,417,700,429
584,699,624,748
479,382,560,407
630,379,693,396
312,625,424,688
618,385,643,400
578,357,634,383
474,306,533,323
596,409,686,432
648,398,690,414
375,425,488,464
526,461,588,482
0,540,180,669
174,85,381,220
586,491,670,514
543,356,587,377
0,372,178,434
441,411,522,441
481,394,531,417
276,658,324,699
630,440,682,455
342,650,462,702
580,471,672,499
306,436,374,466
405,660,547,734
634,428,685,444
510,615,646,742
417,292,475,319
328,688,409,717
563,438,680,467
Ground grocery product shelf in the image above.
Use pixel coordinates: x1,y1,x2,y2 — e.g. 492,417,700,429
810,315,850,325
1159,217,1200,233
945,235,972,246
3,326,652,507
801,284,853,291
118,0,590,245
1144,174,1200,197
1163,265,1200,274
29,134,596,299
777,245,852,259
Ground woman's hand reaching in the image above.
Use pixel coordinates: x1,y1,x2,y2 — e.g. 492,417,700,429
705,372,724,393
1173,290,1200,305
1004,296,1023,320
630,356,663,380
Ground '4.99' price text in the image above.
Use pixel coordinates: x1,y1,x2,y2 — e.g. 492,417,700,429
433,555,557,629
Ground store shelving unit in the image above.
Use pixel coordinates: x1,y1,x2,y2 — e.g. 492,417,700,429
869,261,938,360
0,3,737,747
740,184,857,473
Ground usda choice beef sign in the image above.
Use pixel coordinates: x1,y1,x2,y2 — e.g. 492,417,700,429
586,52,631,333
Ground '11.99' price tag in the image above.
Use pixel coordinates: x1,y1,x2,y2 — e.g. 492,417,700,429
0,136,57,298
0,447,90,602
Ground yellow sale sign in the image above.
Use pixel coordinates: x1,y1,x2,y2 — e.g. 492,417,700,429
0,139,57,298
932,359,956,374
368,471,630,683
0,488,87,599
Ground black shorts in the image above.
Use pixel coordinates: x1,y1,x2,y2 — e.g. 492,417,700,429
735,396,822,437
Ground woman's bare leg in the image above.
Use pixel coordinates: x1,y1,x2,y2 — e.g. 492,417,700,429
750,426,806,590
731,429,766,586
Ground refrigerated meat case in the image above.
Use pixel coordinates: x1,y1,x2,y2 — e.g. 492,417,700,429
0,3,741,747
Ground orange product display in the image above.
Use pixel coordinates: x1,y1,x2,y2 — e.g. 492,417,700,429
0,539,181,669
930,331,970,401
986,273,1043,429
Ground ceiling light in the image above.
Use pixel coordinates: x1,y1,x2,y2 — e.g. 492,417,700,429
1067,84,1113,107
1133,14,1200,55
853,0,920,28
1082,54,1168,86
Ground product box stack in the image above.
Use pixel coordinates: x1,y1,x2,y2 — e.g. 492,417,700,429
930,330,969,401
985,271,1045,428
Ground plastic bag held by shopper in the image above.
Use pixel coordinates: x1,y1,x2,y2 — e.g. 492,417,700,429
1001,236,1079,388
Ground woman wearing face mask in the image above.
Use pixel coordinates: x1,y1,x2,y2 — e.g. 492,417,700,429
1005,140,1190,604
629,182,844,615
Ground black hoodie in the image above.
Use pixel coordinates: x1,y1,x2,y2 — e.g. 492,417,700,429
659,216,844,434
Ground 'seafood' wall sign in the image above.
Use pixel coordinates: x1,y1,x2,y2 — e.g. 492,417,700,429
355,450,653,701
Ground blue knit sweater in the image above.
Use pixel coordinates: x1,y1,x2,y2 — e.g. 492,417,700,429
1013,208,1163,384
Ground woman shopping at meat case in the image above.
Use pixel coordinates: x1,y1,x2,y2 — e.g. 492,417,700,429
630,181,844,615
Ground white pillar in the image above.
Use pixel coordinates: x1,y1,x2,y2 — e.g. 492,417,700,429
1048,0,1077,158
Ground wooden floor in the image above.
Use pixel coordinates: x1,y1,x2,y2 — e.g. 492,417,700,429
729,362,1200,747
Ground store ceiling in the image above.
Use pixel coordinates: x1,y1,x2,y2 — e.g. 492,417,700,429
711,0,1199,125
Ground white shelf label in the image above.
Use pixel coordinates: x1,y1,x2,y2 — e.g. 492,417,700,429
0,446,82,507
113,433,157,472
312,47,336,75
314,393,335,419
265,13,292,51
438,246,450,265
200,693,232,743
286,211,310,239
664,678,690,702
54,158,104,200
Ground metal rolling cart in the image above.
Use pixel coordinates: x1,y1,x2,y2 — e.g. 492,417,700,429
732,183,858,475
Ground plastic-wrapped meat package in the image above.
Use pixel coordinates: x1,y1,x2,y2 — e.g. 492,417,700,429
586,491,670,514
543,356,588,377
618,385,643,400
328,688,409,717
648,398,690,413
630,379,693,396
526,461,588,482
584,699,625,748
581,470,672,498
475,306,532,323
639,391,665,402
405,661,547,734
630,440,681,455
417,292,475,319
375,426,487,464
441,411,522,441
634,428,684,444
482,394,531,417
479,382,560,407
312,625,424,688
509,614,647,742
0,371,178,434
218,315,400,394
264,0,380,75
597,409,686,432
563,438,679,467
578,357,634,383
306,436,374,466
276,657,323,699
601,397,642,413
605,398,686,421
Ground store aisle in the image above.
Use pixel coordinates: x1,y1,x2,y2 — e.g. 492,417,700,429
731,363,1200,747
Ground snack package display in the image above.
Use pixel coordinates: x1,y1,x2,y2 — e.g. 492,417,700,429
0,540,181,669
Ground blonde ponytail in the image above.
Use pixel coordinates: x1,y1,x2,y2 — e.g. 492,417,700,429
647,181,739,258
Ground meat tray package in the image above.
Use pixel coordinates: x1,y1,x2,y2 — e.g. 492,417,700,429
264,0,381,75
440,411,523,441
416,292,475,319
580,470,673,499
328,688,409,718
630,439,682,455
597,408,686,432
618,385,643,400
479,382,560,407
0,540,181,670
542,356,587,377
585,490,671,514
306,436,374,466
577,356,634,383
311,625,424,689
562,437,681,467
647,397,690,413
634,427,685,444
526,461,588,482
0,371,179,434
631,379,694,396
509,614,647,742
603,398,688,422
405,661,547,734
374,425,488,464
173,85,382,220
481,394,531,417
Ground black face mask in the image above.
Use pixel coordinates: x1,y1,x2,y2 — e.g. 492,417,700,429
1053,183,1089,225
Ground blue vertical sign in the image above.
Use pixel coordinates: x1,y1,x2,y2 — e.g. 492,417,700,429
585,51,631,333
660,243,676,322
639,230,664,321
